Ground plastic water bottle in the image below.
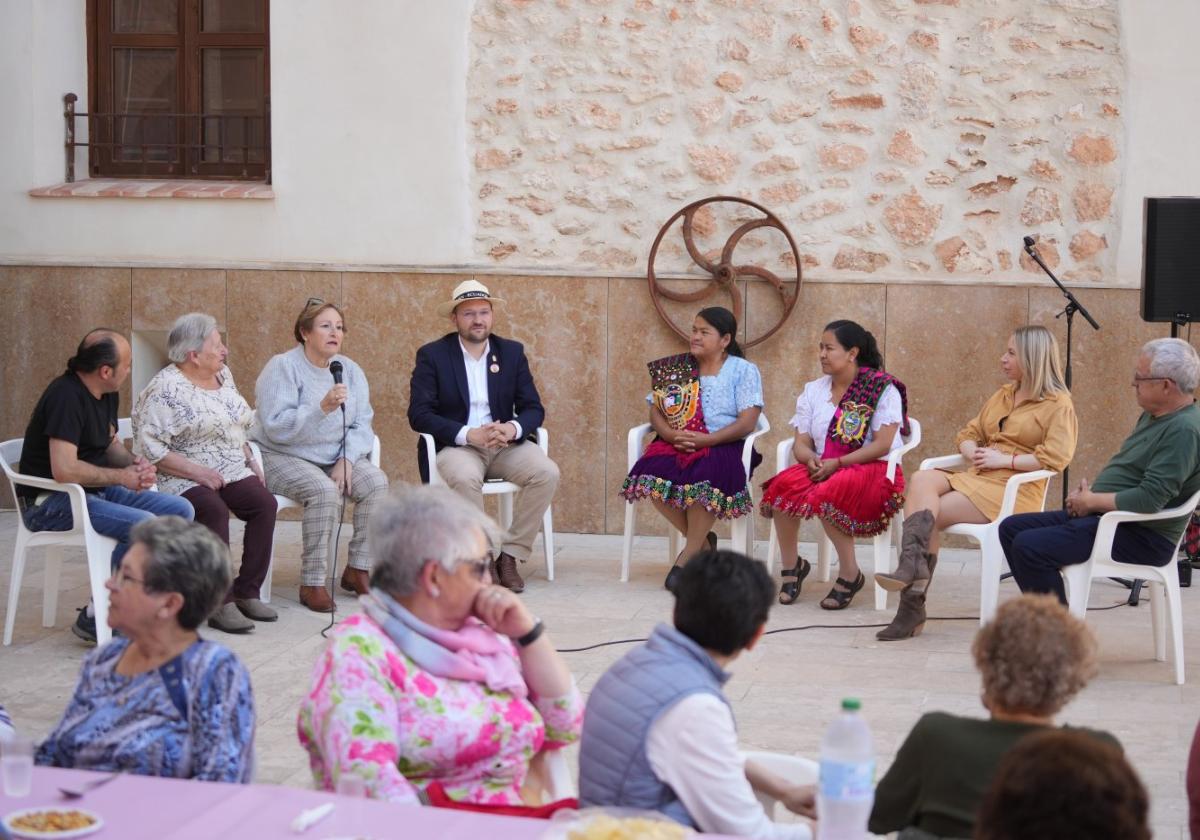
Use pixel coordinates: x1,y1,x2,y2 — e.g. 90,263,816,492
816,698,875,840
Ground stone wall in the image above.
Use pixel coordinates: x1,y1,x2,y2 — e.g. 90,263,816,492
2,266,1181,555
469,0,1124,282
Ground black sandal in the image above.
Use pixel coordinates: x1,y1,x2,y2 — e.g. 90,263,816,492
820,572,865,611
778,557,812,605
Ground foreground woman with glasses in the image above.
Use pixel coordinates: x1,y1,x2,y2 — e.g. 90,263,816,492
298,484,583,806
36,517,256,781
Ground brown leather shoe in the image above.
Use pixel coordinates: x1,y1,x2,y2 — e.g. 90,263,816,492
340,566,370,596
493,552,526,593
299,585,334,613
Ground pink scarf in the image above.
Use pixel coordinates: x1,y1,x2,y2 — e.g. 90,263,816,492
360,591,528,698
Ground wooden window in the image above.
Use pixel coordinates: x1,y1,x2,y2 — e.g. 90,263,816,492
88,0,270,180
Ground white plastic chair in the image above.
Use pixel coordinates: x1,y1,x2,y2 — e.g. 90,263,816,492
620,414,771,582
249,435,382,604
918,453,1056,625
741,750,818,820
1,422,140,646
765,418,922,611
1061,488,1200,685
420,429,557,580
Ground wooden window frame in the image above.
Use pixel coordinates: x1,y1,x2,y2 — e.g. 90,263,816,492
87,0,271,181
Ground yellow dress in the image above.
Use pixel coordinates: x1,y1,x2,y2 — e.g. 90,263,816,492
945,384,1078,520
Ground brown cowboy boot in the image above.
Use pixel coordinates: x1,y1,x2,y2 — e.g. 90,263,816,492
340,566,370,596
877,554,938,641
875,510,935,592
494,552,526,593
299,585,334,613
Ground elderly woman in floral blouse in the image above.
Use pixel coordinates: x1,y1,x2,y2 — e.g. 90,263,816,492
297,484,582,805
133,312,278,635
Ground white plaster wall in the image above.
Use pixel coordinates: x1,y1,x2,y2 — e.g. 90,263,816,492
1115,0,1200,286
0,0,472,266
0,0,1198,286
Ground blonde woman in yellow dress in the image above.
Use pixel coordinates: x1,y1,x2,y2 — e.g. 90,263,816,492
874,326,1078,641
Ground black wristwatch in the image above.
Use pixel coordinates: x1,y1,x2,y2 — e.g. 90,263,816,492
516,618,545,648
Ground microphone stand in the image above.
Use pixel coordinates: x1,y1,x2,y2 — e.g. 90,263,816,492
1022,238,1101,507
1021,240,1146,604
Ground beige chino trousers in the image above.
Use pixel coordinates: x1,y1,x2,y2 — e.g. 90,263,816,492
436,441,560,561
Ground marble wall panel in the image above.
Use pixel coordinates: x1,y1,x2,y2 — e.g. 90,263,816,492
744,280,889,544
132,269,227,331
603,276,711,544
224,270,343,405
1,266,133,506
340,272,460,491
886,284,1031,484
341,273,609,536
1029,287,1168,500
480,275,608,535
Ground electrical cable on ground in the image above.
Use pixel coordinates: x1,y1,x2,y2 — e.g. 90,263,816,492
554,595,1147,653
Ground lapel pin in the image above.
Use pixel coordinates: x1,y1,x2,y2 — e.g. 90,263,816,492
490,354,500,374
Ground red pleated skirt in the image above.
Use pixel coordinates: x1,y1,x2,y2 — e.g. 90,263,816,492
759,460,905,537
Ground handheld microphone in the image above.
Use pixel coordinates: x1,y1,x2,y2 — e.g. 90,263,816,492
329,360,345,413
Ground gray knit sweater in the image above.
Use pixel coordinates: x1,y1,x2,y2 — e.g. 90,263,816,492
250,346,375,465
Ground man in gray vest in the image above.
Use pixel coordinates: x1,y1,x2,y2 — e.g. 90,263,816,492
578,550,816,838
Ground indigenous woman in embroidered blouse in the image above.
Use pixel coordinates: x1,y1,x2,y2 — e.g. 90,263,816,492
760,320,908,610
620,307,765,591
873,326,1077,641
297,485,583,805
133,313,278,635
36,517,256,781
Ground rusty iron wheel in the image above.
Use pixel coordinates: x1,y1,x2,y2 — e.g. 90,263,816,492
647,195,802,349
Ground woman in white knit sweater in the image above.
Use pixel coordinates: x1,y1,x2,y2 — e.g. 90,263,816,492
251,299,389,613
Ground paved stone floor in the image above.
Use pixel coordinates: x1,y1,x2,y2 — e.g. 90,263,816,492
0,511,1196,837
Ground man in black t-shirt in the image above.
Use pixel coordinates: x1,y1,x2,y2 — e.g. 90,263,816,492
18,329,194,643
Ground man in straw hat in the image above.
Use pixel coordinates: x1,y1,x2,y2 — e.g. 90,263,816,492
408,279,560,592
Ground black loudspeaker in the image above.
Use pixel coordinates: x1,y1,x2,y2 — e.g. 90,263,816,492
1142,197,1200,323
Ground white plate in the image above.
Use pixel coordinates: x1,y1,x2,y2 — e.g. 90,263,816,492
3,808,104,839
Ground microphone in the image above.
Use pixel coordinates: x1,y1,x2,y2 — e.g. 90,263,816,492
1023,235,1036,253
329,360,345,413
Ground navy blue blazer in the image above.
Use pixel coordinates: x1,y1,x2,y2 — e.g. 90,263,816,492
407,333,545,481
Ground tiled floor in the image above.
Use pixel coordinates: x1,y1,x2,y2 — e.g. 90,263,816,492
0,512,1195,837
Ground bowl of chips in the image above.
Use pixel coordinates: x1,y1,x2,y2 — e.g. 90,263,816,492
3,808,103,839
542,807,693,840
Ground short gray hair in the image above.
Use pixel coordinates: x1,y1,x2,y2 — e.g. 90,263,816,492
167,312,219,363
1143,337,1200,393
132,516,231,629
369,485,502,597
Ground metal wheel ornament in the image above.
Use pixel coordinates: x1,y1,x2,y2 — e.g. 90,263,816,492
647,196,802,349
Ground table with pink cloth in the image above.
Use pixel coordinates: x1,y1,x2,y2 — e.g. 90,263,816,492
0,767,550,839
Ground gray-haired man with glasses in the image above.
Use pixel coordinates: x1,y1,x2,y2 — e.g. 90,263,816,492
1000,337,1200,602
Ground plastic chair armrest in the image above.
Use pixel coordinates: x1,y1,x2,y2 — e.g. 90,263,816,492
996,469,1056,519
919,453,968,472
1088,490,1200,564
628,423,651,471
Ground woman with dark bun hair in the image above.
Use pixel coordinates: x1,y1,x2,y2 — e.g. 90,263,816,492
621,307,765,592
760,320,909,610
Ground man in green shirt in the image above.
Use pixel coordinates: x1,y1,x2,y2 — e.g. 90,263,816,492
1000,337,1200,603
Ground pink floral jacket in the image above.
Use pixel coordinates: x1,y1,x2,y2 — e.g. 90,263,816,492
297,613,583,804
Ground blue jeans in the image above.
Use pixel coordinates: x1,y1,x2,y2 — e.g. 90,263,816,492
22,486,195,571
999,509,1176,604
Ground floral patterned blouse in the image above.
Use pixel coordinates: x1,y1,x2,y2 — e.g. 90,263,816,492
297,612,584,805
133,364,254,496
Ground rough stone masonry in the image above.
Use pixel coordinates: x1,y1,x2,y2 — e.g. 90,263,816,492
468,0,1122,282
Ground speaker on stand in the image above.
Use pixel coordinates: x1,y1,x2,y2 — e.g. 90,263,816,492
1141,197,1200,590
